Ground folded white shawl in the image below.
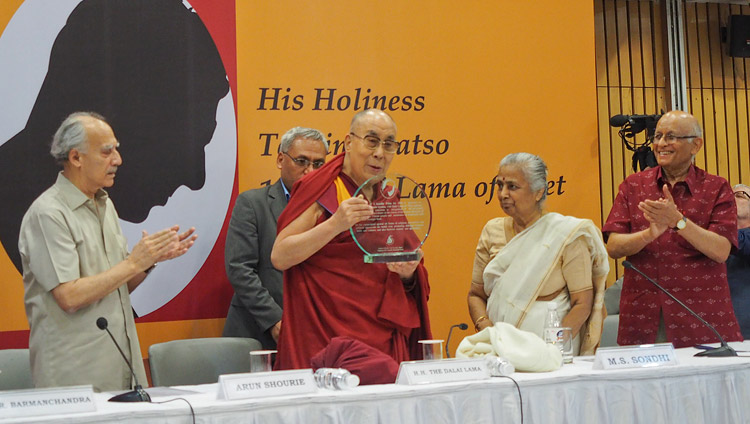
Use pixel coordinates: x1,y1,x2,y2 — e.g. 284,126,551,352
455,322,562,372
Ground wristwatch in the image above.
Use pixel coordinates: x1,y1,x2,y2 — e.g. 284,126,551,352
674,215,687,231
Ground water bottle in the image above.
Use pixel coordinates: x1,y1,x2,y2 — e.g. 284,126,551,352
313,368,360,390
484,356,515,376
543,302,564,352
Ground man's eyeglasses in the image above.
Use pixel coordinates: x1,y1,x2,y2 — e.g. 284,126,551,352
349,132,398,153
282,151,325,169
734,191,750,201
653,133,698,143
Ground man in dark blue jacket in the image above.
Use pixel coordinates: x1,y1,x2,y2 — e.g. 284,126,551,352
728,184,750,339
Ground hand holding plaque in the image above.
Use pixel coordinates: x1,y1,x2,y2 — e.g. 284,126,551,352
350,173,432,263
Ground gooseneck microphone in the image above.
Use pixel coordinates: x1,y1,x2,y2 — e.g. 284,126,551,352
96,317,151,402
622,261,737,357
445,323,469,358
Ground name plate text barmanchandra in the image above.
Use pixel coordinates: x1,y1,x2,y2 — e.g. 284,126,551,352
0,385,96,419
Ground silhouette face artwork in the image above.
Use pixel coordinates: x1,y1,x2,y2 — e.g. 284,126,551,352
0,0,230,271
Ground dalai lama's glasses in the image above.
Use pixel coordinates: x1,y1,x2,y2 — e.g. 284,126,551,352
283,151,325,169
735,191,750,201
349,132,399,153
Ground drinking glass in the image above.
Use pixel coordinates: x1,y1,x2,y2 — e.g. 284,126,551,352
249,349,277,372
560,327,574,364
418,339,444,360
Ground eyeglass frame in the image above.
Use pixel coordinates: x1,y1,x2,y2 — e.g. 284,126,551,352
349,132,399,153
653,132,699,143
734,191,750,201
282,151,325,169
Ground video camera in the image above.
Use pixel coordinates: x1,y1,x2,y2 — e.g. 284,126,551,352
609,113,662,172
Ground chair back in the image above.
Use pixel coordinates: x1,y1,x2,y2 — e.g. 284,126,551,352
604,277,623,315
600,315,620,348
0,349,33,391
600,277,622,348
148,337,262,386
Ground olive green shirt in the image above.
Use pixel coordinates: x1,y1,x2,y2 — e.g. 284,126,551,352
19,173,147,391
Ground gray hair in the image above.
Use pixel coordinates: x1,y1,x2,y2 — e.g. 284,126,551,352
686,120,703,145
691,120,703,139
499,152,548,205
279,127,328,153
687,120,702,161
734,184,750,191
50,111,107,165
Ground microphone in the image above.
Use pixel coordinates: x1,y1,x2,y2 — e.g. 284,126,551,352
609,114,631,127
609,113,662,128
96,317,151,402
445,323,469,358
622,261,737,357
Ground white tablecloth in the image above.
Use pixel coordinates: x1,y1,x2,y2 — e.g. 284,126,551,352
3,344,750,424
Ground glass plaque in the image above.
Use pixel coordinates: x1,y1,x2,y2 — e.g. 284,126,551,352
350,173,431,263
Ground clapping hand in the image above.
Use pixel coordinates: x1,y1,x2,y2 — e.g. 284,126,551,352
638,185,681,238
130,226,197,272
162,226,197,260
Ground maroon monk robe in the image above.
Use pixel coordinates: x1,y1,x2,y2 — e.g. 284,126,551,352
311,336,400,385
274,153,432,370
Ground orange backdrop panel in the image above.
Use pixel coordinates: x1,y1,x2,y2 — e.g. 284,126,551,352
236,1,600,345
1,1,598,353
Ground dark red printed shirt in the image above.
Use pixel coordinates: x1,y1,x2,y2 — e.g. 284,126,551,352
603,165,741,347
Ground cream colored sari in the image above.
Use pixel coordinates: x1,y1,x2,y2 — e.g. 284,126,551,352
483,212,608,355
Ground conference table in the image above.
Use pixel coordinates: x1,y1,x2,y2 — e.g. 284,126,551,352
3,343,750,424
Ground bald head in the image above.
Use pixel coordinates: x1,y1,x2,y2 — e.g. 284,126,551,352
653,110,705,179
658,111,703,140
343,108,398,187
349,109,397,134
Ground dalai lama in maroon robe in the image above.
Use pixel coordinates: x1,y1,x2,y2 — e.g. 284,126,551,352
271,109,432,371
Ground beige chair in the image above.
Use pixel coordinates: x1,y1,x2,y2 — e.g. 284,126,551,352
0,349,33,391
148,337,262,387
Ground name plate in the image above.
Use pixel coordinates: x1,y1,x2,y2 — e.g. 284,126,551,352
396,358,490,385
0,385,96,419
218,369,317,400
593,343,678,370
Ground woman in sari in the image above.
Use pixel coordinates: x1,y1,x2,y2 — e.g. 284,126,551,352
467,153,609,355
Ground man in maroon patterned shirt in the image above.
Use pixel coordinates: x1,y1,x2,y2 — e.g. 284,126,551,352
603,110,742,348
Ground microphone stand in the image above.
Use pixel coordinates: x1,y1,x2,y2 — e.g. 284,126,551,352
623,261,737,357
445,323,468,358
97,318,152,402
109,384,151,403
